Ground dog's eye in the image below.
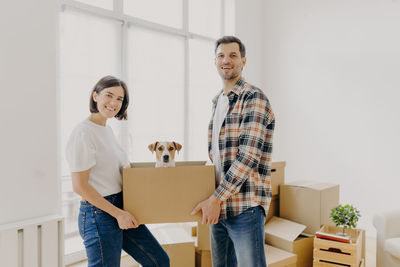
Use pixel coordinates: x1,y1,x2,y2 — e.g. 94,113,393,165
169,147,174,151
158,147,163,151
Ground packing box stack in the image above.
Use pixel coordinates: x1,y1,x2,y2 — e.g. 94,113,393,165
313,225,364,267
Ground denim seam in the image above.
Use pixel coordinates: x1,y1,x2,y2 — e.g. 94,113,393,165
80,211,86,239
124,231,160,267
254,208,260,266
224,235,230,267
92,208,105,267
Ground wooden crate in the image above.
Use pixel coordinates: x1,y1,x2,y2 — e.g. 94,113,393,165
313,226,362,267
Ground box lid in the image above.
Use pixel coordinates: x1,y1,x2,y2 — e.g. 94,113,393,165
265,216,306,242
284,180,338,190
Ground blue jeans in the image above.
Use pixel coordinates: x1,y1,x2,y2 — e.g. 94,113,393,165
210,205,267,267
78,192,170,267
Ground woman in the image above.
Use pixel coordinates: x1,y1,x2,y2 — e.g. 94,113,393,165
66,75,169,267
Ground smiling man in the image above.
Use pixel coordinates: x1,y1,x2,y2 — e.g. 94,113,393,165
192,36,275,267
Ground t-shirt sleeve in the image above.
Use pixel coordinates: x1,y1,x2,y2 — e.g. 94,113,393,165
65,129,96,172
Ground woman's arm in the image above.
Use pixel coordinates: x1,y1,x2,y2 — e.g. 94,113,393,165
71,169,138,229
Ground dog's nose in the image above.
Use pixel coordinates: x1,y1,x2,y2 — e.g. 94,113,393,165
163,155,169,162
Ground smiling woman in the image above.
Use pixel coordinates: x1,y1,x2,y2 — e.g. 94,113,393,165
65,76,170,266
89,76,129,125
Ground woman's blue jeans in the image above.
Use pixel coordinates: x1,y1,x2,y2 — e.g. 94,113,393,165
210,205,267,267
78,192,170,267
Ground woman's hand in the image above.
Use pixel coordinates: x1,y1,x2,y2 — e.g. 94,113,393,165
115,209,139,229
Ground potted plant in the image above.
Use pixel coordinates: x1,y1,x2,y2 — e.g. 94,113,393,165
330,204,361,236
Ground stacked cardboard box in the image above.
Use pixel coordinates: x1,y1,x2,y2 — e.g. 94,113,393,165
279,180,340,235
265,217,313,267
265,179,340,267
266,161,286,223
150,225,196,267
265,245,297,267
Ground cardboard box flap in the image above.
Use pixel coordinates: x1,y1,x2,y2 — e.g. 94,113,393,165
265,216,306,242
285,180,338,190
264,245,297,266
131,161,207,168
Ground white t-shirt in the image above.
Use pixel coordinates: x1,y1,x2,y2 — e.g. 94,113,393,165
212,92,230,183
65,118,130,196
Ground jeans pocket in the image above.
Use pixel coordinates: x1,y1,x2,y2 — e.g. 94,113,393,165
78,211,86,239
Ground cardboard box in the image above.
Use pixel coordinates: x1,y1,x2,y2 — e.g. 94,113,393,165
266,244,297,267
123,161,215,224
266,195,280,223
197,223,211,250
271,161,286,196
150,225,196,267
195,249,212,267
280,180,339,234
265,217,314,267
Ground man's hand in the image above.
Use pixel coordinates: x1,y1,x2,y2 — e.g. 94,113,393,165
191,194,222,225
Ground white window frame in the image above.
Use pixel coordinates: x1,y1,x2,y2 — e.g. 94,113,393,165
59,0,233,264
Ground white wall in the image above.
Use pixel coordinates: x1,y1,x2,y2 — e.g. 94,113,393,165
234,0,265,88
0,0,60,224
262,0,400,235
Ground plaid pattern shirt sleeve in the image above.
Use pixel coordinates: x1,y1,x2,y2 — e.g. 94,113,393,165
208,79,275,219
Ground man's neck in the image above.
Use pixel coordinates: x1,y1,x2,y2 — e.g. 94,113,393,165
222,75,242,95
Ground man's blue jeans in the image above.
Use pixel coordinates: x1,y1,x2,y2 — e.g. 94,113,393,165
210,205,267,267
78,192,170,267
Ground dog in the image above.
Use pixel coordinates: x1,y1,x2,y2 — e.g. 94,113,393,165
148,141,182,167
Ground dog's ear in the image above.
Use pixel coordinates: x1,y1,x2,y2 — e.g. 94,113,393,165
173,142,182,152
148,142,159,153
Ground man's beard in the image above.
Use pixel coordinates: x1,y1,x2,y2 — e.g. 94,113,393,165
219,68,241,81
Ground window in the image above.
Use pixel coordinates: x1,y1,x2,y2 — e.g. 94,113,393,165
124,0,182,29
127,27,185,161
59,0,235,263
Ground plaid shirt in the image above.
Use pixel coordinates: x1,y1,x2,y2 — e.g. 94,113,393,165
208,78,275,219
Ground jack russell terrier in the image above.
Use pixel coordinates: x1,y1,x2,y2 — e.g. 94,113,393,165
148,141,182,167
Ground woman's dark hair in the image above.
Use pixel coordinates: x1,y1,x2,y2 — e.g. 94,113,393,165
89,75,129,120
215,36,246,58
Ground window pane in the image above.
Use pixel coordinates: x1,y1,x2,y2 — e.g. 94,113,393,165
188,39,220,160
60,9,121,240
76,0,113,10
189,0,221,38
224,0,235,36
127,27,184,162
124,0,182,29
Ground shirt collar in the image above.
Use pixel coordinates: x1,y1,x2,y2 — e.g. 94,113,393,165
212,78,246,104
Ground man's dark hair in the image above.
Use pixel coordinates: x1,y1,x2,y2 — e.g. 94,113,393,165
215,36,246,58
89,75,130,120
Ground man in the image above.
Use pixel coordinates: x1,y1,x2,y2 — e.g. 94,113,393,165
192,36,275,267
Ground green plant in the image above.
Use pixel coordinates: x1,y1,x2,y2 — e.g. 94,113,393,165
330,204,361,235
